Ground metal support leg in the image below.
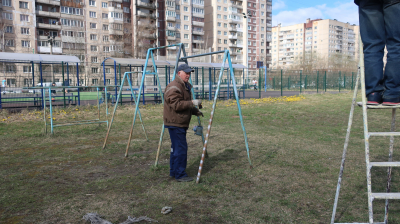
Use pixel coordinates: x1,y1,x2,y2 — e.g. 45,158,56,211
331,67,361,224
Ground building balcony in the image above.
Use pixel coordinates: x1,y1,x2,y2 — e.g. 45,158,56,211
192,48,201,53
192,3,204,8
192,39,204,44
266,53,272,57
108,6,123,13
108,18,123,24
109,29,123,35
167,46,177,50
36,0,60,5
228,27,237,32
348,47,355,52
237,44,243,48
231,59,242,63
37,46,62,54
167,26,176,31
36,10,60,18
229,43,237,47
266,46,271,49
192,21,204,27
228,35,238,39
166,16,176,22
137,1,156,9
228,3,243,9
142,33,157,39
138,11,157,19
348,38,355,43
335,26,343,31
112,0,122,3
138,21,157,29
228,19,241,24
167,36,176,41
37,22,61,30
166,3,175,10
192,13,204,18
192,30,204,35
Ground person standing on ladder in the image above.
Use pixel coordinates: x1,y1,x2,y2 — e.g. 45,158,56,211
163,64,203,182
356,0,400,105
252,78,258,91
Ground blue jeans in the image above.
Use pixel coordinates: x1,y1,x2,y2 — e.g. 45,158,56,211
359,0,400,99
167,127,188,179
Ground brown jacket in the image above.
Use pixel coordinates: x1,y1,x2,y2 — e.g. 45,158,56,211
163,75,200,128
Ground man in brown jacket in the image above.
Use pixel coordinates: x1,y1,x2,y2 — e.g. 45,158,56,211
164,64,203,182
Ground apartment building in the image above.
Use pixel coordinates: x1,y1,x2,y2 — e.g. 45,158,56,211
271,18,359,69
204,0,272,69
157,0,205,60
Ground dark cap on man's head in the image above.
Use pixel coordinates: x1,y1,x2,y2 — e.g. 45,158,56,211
177,64,194,73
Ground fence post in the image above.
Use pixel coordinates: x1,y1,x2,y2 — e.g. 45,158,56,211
305,75,307,90
31,61,35,93
339,71,341,92
209,67,212,100
40,62,44,109
165,65,167,87
351,72,354,90
300,70,302,93
259,68,261,98
142,65,145,105
119,63,122,105
273,77,275,90
202,67,204,99
77,63,80,106
280,69,283,96
317,71,319,93
344,73,346,90
324,71,327,92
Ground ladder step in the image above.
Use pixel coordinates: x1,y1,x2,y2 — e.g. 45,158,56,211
369,132,400,137
371,193,400,200
357,102,400,109
370,162,400,167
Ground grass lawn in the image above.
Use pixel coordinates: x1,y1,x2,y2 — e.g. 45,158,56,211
1,92,400,223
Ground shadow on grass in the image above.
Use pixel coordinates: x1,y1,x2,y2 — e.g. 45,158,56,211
186,148,241,178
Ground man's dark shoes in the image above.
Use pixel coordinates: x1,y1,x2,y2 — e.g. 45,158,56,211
382,97,400,106
176,176,194,182
367,92,383,105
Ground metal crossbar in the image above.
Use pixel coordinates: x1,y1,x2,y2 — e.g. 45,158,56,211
331,35,400,223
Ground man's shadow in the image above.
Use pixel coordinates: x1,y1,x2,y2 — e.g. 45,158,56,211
186,148,241,177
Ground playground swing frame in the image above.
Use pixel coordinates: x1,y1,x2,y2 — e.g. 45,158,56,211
102,43,252,183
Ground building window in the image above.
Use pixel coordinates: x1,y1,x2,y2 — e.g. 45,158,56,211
102,2,107,7
184,25,189,30
105,68,111,74
3,12,12,20
217,14,221,19
21,40,30,47
217,6,221,10
184,34,189,39
218,39,221,43
217,31,221,35
102,13,108,18
90,23,97,29
224,7,227,11
89,11,96,18
224,31,227,35
3,0,11,6
20,14,29,21
224,23,227,28
5,26,13,33
217,22,221,27
103,24,109,30
92,78,99,84
184,6,188,11
103,46,109,52
184,15,188,20
224,15,227,20
23,66,32,73
90,34,97,40
91,57,98,63
91,45,98,51
103,35,109,42
224,39,227,44
21,27,29,35
89,0,96,6
5,39,14,46
19,1,28,8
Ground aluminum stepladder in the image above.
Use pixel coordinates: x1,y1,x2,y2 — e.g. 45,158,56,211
331,36,400,224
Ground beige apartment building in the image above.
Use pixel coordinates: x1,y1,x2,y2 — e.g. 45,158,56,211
0,0,270,87
203,0,272,69
271,18,359,69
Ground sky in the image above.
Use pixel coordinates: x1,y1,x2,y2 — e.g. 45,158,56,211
272,0,359,27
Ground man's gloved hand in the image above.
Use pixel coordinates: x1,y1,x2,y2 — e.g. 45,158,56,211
196,111,204,117
192,99,202,107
